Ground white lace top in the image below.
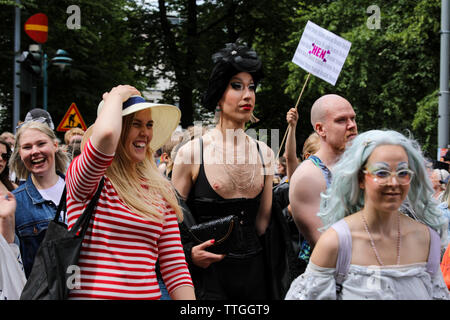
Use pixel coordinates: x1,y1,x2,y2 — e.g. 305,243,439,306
285,261,450,300
286,218,450,300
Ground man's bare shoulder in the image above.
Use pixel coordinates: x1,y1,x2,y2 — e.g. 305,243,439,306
289,160,328,205
291,159,324,185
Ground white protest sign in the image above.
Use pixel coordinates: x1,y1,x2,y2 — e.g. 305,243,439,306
292,21,352,86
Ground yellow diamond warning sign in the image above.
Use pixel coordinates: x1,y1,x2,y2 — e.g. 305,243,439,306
56,102,87,132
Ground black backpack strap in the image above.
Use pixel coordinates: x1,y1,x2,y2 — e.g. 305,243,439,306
69,177,105,237
53,186,67,223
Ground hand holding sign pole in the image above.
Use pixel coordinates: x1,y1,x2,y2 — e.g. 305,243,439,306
277,21,352,159
277,72,311,159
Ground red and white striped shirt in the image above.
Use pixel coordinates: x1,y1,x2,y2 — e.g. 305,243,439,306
66,139,193,299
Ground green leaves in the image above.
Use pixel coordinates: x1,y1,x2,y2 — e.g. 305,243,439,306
0,0,442,157
0,0,148,135
283,0,442,155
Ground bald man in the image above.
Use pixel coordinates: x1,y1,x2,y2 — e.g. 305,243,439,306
289,94,357,264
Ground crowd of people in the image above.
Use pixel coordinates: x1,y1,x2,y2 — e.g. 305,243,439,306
0,42,449,300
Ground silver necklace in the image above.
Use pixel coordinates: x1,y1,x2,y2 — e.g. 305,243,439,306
210,138,258,191
361,211,401,266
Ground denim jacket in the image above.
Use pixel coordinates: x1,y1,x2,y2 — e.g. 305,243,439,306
13,172,65,278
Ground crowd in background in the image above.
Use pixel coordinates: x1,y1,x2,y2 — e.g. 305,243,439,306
0,42,450,301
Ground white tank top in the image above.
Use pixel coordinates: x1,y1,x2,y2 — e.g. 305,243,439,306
37,176,65,206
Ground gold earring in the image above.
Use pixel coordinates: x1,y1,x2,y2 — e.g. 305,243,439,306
214,106,221,124
250,112,259,123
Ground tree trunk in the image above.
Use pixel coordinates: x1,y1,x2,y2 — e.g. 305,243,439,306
182,0,197,127
179,84,193,128
158,0,197,128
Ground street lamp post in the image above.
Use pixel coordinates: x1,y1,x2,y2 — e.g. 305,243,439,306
19,44,42,110
43,53,48,110
439,0,450,148
43,49,72,111
13,0,21,133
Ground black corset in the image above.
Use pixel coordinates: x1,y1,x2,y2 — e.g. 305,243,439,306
187,195,263,257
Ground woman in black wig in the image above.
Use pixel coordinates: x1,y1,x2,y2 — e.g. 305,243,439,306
172,43,275,299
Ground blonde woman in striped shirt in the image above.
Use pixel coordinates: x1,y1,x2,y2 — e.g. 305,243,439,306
65,85,195,299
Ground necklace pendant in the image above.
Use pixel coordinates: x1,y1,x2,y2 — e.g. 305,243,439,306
361,212,401,267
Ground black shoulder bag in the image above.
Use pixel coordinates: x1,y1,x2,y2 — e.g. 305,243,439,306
20,178,104,300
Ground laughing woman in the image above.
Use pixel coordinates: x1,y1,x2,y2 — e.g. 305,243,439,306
10,122,68,278
285,130,449,300
65,85,194,300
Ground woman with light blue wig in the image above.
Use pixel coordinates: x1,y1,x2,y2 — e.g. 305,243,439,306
286,130,449,300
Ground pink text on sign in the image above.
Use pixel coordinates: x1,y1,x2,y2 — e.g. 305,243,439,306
308,43,331,62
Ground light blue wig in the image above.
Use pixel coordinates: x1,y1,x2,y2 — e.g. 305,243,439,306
318,129,448,248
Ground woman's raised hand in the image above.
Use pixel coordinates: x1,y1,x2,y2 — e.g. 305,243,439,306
102,85,141,103
0,191,16,243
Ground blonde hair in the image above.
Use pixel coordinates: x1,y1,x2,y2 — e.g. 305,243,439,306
161,132,183,176
0,132,14,148
302,131,320,160
10,121,68,179
171,125,207,164
105,113,182,222
64,127,85,145
0,132,14,140
433,169,449,191
442,181,450,206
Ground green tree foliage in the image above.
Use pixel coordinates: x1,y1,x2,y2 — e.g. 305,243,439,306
1,0,443,156
0,0,36,131
140,0,301,150
412,90,439,155
1,0,148,139
285,0,442,155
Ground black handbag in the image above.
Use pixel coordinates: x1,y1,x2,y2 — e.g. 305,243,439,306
20,178,104,300
186,215,239,254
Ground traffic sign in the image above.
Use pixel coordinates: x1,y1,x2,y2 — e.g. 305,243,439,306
24,13,48,44
56,103,87,132
22,50,42,76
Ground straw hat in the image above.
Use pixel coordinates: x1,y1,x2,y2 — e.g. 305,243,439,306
97,95,181,150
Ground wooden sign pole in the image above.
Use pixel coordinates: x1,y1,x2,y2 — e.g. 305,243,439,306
276,72,311,160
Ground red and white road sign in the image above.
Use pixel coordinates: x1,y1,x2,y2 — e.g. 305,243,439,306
24,13,48,44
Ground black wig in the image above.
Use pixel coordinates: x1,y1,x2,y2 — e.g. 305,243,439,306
202,42,263,112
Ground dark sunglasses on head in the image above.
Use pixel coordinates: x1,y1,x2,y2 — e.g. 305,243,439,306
16,117,49,130
0,152,10,161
